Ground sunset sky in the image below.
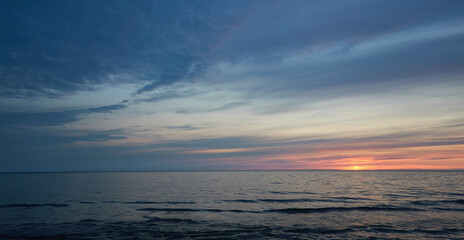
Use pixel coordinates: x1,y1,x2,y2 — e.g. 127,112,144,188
1,0,463,171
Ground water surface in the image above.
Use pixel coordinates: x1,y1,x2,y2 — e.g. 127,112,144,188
1,171,463,239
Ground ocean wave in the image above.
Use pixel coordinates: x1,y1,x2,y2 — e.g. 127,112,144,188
2,220,462,240
224,198,328,203
145,217,200,224
432,207,464,211
411,199,464,205
268,191,316,195
444,199,464,204
447,193,464,196
79,218,100,223
123,201,196,205
265,205,423,213
0,203,69,208
414,228,462,234
137,208,260,213
223,199,257,203
136,205,424,214
225,197,373,204
371,226,463,234
284,227,352,234
329,196,373,201
258,198,323,203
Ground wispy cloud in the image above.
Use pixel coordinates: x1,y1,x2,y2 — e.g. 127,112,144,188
164,125,201,131
86,104,127,114
0,103,127,127
176,101,249,114
186,148,256,154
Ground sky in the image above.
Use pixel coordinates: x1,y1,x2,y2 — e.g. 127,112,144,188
0,0,463,172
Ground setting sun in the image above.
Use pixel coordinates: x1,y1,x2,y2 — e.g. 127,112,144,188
343,165,364,170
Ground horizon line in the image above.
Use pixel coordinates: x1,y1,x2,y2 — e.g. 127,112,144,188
1,169,463,174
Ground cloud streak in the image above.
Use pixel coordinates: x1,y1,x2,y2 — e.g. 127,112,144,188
0,103,127,127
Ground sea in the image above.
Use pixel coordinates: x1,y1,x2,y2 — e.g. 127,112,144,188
0,170,463,239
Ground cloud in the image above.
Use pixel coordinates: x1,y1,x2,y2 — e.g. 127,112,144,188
86,104,127,114
2,122,463,171
0,111,79,127
135,126,464,158
5,0,462,99
215,0,464,58
152,136,264,150
186,148,256,154
72,129,128,142
207,101,249,112
0,127,129,171
176,101,249,114
0,0,255,98
134,87,208,103
0,127,127,149
0,103,127,127
2,0,462,104
207,26,464,108
164,125,201,131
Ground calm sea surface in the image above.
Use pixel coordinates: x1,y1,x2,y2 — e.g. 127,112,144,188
0,171,463,239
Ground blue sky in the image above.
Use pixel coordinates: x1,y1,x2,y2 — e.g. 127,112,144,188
1,0,463,171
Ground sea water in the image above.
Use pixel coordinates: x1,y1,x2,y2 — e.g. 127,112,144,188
0,171,463,239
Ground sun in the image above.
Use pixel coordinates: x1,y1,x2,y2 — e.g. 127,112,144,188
346,165,362,170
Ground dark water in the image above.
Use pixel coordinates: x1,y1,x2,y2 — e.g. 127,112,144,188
0,171,463,239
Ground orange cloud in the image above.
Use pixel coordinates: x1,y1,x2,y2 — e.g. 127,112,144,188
186,148,257,154
188,141,464,170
